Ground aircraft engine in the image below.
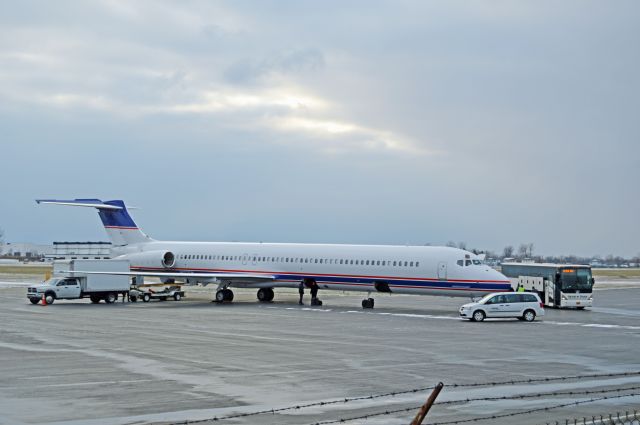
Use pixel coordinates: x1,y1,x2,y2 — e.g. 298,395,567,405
126,250,176,269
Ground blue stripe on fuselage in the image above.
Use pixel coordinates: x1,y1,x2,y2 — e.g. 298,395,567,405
131,267,510,291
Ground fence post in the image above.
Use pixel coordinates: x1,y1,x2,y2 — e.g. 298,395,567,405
410,382,444,425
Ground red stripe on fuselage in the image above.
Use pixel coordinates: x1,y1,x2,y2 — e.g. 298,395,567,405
129,265,510,284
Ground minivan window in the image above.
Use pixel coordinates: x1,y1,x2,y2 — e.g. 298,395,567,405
505,293,519,303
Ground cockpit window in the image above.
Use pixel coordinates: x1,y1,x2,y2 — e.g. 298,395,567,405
465,260,472,266
457,260,464,267
472,260,481,265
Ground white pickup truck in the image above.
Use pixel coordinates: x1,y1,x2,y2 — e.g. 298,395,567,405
27,259,130,305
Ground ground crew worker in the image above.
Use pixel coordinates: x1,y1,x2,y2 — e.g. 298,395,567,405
517,284,525,292
310,281,319,302
298,281,305,305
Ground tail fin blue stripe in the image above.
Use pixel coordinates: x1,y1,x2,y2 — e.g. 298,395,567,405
98,200,138,228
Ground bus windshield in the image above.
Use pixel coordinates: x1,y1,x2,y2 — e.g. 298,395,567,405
560,268,593,292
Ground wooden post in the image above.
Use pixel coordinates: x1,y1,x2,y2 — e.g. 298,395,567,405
410,382,444,425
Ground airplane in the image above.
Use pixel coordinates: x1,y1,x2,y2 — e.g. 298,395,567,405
36,198,511,308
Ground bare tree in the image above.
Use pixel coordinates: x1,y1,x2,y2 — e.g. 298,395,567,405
526,243,534,258
518,244,528,259
446,241,457,248
0,227,4,245
457,241,467,250
503,245,514,258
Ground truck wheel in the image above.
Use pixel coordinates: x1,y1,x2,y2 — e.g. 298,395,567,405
142,293,151,303
29,297,40,305
90,295,101,304
173,293,181,301
45,292,55,305
105,293,117,304
130,295,137,302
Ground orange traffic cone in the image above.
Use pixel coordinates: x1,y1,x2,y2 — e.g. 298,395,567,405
41,294,47,306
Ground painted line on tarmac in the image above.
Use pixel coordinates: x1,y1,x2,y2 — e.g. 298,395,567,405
544,321,640,331
265,306,640,330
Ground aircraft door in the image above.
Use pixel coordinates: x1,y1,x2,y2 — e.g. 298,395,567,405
251,254,258,266
437,262,447,280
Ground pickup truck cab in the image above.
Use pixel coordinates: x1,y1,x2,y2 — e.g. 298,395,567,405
28,278,83,304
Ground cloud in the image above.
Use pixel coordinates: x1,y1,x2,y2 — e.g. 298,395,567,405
224,48,325,84
0,1,639,256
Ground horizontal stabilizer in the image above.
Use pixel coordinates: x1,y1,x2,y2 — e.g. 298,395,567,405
36,198,150,246
36,199,122,210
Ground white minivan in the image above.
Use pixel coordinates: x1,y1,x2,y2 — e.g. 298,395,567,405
459,292,545,322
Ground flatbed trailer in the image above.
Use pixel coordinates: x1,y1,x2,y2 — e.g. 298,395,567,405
129,286,185,302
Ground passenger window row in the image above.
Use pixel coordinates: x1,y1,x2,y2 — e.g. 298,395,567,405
177,254,419,268
457,259,482,267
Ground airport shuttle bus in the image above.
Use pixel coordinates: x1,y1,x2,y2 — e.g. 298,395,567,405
501,263,594,309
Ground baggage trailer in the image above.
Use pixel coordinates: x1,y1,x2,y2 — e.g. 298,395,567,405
27,259,130,305
129,285,185,302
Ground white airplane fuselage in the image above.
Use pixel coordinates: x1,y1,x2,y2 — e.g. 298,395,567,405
116,241,511,297
36,198,511,302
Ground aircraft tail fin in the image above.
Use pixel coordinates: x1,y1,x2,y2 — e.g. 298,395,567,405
36,198,152,246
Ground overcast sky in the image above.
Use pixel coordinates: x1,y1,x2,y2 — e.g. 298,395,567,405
1,1,638,257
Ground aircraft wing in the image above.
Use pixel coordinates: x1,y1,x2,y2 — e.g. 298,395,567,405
66,270,275,284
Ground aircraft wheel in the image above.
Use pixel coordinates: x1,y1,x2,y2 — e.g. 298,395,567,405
362,298,374,309
223,289,234,302
257,288,274,302
215,290,226,303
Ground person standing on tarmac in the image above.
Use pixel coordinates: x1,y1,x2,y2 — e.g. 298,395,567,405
298,281,305,305
310,281,319,303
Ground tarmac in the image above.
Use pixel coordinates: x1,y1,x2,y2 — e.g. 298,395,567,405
1,276,639,425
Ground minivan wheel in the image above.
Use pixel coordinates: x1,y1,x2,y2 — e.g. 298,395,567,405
472,310,485,322
523,310,536,322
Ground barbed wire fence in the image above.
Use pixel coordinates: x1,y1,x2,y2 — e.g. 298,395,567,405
167,370,640,425
540,409,640,425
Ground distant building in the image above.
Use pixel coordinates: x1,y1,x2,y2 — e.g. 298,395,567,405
0,242,52,258
45,242,112,261
0,241,112,261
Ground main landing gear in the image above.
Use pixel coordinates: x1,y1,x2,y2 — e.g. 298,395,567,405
362,297,375,309
215,288,234,303
257,288,274,302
